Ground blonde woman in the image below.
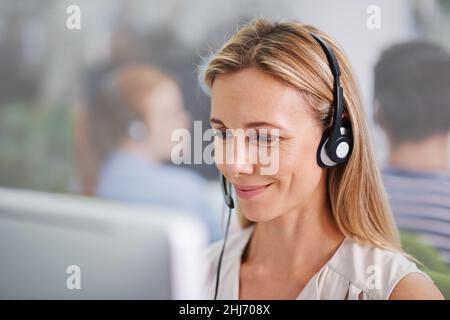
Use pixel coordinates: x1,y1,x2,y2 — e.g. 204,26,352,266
202,19,443,300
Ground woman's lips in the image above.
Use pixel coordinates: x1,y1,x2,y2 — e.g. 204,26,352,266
234,183,273,200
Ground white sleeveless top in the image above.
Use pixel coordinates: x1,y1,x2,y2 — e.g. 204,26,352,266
204,226,431,300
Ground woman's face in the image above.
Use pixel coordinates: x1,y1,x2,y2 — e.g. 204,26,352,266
210,67,327,222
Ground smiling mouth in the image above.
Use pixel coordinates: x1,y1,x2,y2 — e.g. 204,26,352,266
233,183,273,200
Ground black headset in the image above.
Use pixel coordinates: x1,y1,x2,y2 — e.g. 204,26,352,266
213,33,353,300
311,34,353,168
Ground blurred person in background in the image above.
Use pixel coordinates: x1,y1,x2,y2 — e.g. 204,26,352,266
374,40,450,266
74,26,142,196
85,64,221,243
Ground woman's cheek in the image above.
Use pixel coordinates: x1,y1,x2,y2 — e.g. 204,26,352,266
213,139,227,170
276,142,323,187
215,162,226,176
274,145,300,175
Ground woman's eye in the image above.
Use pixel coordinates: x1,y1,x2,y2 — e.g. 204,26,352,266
258,134,271,143
213,129,233,141
250,132,280,146
213,128,280,146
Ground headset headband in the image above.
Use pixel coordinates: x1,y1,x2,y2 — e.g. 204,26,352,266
309,33,345,149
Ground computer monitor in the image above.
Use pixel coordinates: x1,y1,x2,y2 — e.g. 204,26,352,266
0,187,208,299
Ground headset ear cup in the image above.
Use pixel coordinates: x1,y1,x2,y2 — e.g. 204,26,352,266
317,126,353,168
332,125,353,163
316,128,337,168
333,136,352,162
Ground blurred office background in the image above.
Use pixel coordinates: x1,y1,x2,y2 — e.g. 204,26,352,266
0,1,449,250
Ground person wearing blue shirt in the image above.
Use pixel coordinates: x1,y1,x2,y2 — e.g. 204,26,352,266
374,41,450,266
85,64,221,243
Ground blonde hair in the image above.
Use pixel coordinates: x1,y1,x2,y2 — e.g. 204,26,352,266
202,19,402,253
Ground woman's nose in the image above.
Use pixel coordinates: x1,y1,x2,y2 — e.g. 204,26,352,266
225,136,255,177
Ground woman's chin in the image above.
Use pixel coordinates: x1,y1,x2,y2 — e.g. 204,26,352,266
240,205,279,223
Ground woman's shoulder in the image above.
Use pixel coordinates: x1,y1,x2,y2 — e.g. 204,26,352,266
336,237,414,269
326,237,431,299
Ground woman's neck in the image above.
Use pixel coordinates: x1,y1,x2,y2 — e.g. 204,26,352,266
243,184,344,273
389,133,449,171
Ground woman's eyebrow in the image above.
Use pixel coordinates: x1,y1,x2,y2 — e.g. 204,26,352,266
209,118,284,130
244,121,284,129
209,118,226,126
